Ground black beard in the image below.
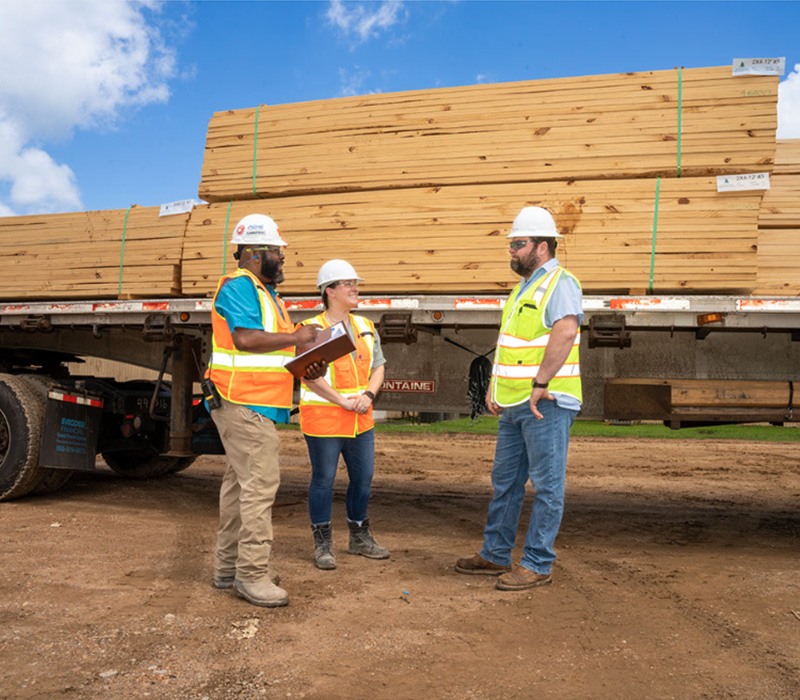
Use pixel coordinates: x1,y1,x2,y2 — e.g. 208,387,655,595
510,257,536,278
261,255,284,286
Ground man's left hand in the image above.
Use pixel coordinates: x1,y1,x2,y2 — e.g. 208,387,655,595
529,386,554,420
303,360,328,380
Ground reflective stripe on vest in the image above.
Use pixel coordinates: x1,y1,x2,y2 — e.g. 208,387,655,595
492,266,582,407
207,268,295,409
299,313,375,437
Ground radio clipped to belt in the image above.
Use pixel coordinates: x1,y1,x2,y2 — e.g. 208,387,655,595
202,375,222,411
193,348,222,411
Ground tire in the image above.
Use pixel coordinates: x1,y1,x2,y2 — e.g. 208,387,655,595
102,450,184,478
0,374,46,501
165,455,197,474
18,376,74,495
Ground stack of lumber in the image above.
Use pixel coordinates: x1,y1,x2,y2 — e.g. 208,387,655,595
756,139,800,295
0,206,186,300
199,66,778,201
1,65,784,301
605,378,796,425
182,178,762,295
186,65,784,297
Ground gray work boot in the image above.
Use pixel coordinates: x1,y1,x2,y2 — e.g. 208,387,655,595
213,568,281,589
233,578,289,608
311,522,336,570
212,574,235,589
347,518,390,559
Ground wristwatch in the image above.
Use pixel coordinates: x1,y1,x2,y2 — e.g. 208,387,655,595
364,390,376,400
532,379,549,389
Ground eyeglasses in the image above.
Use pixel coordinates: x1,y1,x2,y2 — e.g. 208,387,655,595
509,238,545,251
251,245,283,255
332,280,359,288
509,239,533,251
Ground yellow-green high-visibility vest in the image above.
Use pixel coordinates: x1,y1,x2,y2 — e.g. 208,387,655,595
491,266,582,407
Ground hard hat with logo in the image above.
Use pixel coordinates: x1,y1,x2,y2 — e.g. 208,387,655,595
229,214,287,247
507,206,563,239
316,259,364,290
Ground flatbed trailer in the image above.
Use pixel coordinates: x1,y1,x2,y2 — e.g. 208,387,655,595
0,292,798,500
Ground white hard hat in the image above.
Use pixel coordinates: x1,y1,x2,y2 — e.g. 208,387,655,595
229,214,287,247
507,206,563,239
316,259,364,290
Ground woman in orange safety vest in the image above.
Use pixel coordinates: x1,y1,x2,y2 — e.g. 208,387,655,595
299,259,389,570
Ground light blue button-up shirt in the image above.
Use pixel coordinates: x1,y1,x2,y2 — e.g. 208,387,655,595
515,258,583,411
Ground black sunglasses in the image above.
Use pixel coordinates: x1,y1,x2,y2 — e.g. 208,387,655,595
509,238,544,251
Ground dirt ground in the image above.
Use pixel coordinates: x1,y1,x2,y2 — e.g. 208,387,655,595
1,430,798,700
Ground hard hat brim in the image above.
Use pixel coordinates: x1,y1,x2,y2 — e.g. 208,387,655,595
318,276,365,290
506,231,564,239
228,238,289,246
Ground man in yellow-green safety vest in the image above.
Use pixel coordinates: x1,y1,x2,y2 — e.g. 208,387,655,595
455,206,583,591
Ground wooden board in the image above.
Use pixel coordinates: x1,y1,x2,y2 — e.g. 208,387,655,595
182,177,763,296
198,66,778,202
605,378,797,425
0,206,188,300
755,139,800,295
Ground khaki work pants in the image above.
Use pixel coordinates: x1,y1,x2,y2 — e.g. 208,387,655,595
211,398,281,582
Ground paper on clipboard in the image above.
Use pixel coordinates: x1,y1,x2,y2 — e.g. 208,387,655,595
284,321,355,379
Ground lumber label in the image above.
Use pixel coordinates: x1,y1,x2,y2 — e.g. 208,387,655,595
717,173,770,192
732,58,785,77
160,199,198,216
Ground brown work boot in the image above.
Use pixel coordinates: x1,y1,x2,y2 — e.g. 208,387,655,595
233,578,289,607
454,553,511,576
495,565,552,591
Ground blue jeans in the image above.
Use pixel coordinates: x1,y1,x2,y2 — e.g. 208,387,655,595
479,399,577,575
304,429,375,525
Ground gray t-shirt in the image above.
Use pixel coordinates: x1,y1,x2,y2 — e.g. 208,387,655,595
346,314,386,369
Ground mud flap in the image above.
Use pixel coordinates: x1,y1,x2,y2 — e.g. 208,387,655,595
39,388,104,471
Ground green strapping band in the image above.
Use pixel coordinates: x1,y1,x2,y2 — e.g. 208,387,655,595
118,205,133,295
222,200,233,275
252,105,263,198
649,177,661,292
677,67,682,178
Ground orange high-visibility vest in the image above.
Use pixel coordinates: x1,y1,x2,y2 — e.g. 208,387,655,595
299,313,375,437
207,269,295,408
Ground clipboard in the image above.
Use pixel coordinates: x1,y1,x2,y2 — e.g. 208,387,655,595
284,321,356,379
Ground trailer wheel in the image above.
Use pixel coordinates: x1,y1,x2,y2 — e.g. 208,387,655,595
102,450,185,478
19,376,74,495
165,456,197,474
0,375,45,501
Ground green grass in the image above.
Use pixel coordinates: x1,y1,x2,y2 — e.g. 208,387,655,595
280,416,800,441
570,420,800,441
373,417,800,441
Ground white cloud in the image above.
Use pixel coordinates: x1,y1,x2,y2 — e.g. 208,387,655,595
337,66,384,97
326,0,405,45
777,64,800,139
0,0,178,215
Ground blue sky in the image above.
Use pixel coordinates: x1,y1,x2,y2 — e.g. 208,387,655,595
1,0,799,217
